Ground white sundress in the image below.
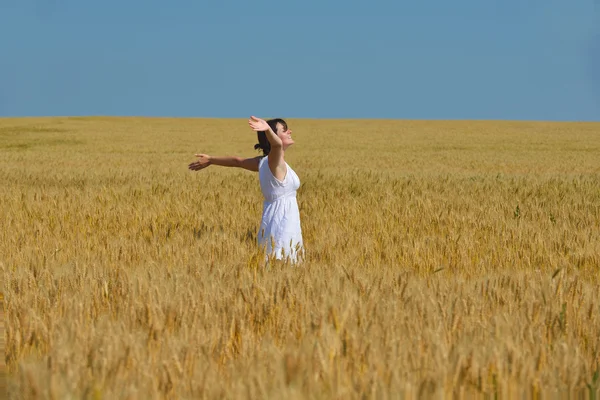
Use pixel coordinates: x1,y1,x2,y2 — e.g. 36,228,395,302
257,156,304,263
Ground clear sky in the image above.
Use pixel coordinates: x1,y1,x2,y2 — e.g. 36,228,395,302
1,0,599,121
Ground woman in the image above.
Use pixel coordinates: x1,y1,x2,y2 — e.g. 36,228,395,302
188,116,304,264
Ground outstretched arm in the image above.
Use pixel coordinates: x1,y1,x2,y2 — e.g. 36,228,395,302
188,154,261,172
248,116,286,181
248,116,282,148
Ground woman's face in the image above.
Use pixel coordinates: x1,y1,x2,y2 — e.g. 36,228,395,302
276,122,294,150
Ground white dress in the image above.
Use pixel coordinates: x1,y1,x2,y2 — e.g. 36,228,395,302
257,156,304,263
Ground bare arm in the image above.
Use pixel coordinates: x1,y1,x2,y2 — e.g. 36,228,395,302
188,154,261,172
248,116,286,181
262,124,283,148
263,127,285,181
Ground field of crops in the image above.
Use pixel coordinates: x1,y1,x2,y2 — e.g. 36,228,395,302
1,117,599,398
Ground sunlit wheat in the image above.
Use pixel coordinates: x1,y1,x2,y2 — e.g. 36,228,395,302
1,117,599,398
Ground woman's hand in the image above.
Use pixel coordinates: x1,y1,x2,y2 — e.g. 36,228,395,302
248,116,270,132
188,154,212,171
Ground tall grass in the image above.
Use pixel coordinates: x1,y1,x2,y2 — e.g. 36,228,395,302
1,117,599,398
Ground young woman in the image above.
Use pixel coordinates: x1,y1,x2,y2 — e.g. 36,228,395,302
188,116,304,264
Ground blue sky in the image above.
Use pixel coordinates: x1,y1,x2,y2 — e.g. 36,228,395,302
1,0,599,121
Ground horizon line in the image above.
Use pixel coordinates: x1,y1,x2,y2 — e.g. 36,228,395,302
1,115,599,124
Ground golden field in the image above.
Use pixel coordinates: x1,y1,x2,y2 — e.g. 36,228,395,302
0,117,599,399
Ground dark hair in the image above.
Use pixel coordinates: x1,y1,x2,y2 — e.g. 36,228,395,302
254,118,287,156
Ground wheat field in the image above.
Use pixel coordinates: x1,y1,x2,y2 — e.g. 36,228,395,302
1,117,599,399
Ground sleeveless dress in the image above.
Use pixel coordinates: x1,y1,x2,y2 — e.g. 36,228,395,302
257,156,304,263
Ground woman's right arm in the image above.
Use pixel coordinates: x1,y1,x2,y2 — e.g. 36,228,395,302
188,154,261,172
